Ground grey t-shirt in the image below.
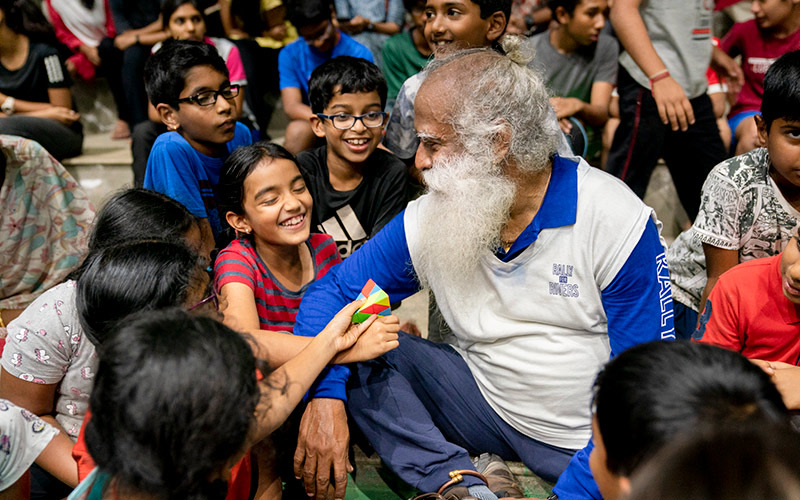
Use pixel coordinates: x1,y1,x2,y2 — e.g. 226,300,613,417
618,0,713,99
529,31,618,102
1,281,96,439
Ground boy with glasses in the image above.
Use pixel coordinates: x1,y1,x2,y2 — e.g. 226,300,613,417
280,0,374,154
300,56,408,260
143,39,253,250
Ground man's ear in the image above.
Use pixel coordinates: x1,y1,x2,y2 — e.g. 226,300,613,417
157,103,180,131
310,114,327,139
493,119,512,161
755,114,768,146
225,211,251,235
485,11,508,43
554,6,571,24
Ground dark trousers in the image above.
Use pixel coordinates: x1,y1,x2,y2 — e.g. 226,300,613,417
605,67,727,220
0,116,82,160
131,120,166,187
346,332,577,493
96,37,131,124
121,44,152,125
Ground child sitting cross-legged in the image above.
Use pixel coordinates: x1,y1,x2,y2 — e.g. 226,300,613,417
555,341,792,500
143,39,254,251
667,49,800,339
300,56,408,259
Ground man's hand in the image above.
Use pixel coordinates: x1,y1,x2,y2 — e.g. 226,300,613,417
264,24,288,41
341,15,369,34
651,76,694,131
38,106,80,125
294,398,352,500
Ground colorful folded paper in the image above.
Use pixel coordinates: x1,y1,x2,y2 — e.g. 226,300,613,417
352,279,391,323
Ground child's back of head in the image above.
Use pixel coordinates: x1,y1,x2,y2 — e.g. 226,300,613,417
144,38,230,109
627,424,800,500
590,341,789,500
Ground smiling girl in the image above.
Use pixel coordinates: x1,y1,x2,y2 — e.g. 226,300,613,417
215,141,341,333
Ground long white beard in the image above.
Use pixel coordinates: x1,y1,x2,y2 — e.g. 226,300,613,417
414,153,516,304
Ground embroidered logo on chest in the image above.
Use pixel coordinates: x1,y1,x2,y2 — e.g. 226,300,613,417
549,263,580,298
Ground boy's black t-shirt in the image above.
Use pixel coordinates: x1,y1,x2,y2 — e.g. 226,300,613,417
297,145,409,260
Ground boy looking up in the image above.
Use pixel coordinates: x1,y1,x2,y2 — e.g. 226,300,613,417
143,39,253,250
529,0,616,162
719,0,800,155
279,0,374,154
667,50,800,339
300,56,408,260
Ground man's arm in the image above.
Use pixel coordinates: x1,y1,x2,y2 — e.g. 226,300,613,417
610,0,694,131
292,211,419,500
602,218,675,355
550,82,614,127
281,87,315,122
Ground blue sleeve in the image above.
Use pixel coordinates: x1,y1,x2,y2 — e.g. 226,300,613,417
143,138,207,219
295,211,421,400
278,43,303,90
602,218,675,357
552,441,601,500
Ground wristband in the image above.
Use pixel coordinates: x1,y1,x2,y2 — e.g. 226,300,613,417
135,34,140,45
1,96,15,115
366,22,375,31
648,69,670,86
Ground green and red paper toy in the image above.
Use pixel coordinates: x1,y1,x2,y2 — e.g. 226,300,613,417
352,279,391,323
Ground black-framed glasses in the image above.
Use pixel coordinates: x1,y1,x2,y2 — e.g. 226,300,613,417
177,84,240,106
316,111,388,130
188,288,219,311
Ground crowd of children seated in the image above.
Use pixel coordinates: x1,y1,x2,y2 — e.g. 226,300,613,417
2,0,800,498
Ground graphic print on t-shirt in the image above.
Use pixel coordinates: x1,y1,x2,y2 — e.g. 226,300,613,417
318,205,367,259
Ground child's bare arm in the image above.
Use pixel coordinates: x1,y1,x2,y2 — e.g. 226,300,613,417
550,82,614,127
280,87,314,121
246,301,379,444
610,0,694,131
697,244,739,323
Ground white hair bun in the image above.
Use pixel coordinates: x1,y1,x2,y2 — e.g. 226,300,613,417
500,35,535,66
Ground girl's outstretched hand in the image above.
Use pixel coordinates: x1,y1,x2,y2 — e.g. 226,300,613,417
333,314,400,364
318,299,375,352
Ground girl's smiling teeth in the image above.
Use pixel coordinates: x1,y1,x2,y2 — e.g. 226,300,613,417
280,214,305,228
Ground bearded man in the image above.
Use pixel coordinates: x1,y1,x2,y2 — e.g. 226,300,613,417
291,38,675,500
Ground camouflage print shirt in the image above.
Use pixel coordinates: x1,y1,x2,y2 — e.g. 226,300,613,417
668,148,800,311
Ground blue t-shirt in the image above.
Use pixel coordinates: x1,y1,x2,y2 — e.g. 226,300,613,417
278,31,374,103
143,122,252,238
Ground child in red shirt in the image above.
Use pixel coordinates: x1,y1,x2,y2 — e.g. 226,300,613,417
721,0,800,155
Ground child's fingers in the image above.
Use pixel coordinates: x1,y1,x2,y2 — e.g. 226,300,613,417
354,314,378,335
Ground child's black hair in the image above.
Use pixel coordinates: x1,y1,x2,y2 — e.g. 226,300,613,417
547,0,581,16
309,56,387,113
761,49,800,130
144,38,229,109
0,0,57,44
627,424,800,500
403,0,426,13
218,141,299,217
473,0,513,21
86,309,258,500
76,240,208,346
67,188,200,281
285,0,333,29
594,341,788,478
161,0,204,30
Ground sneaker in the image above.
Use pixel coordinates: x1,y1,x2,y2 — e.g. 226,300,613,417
472,453,524,498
